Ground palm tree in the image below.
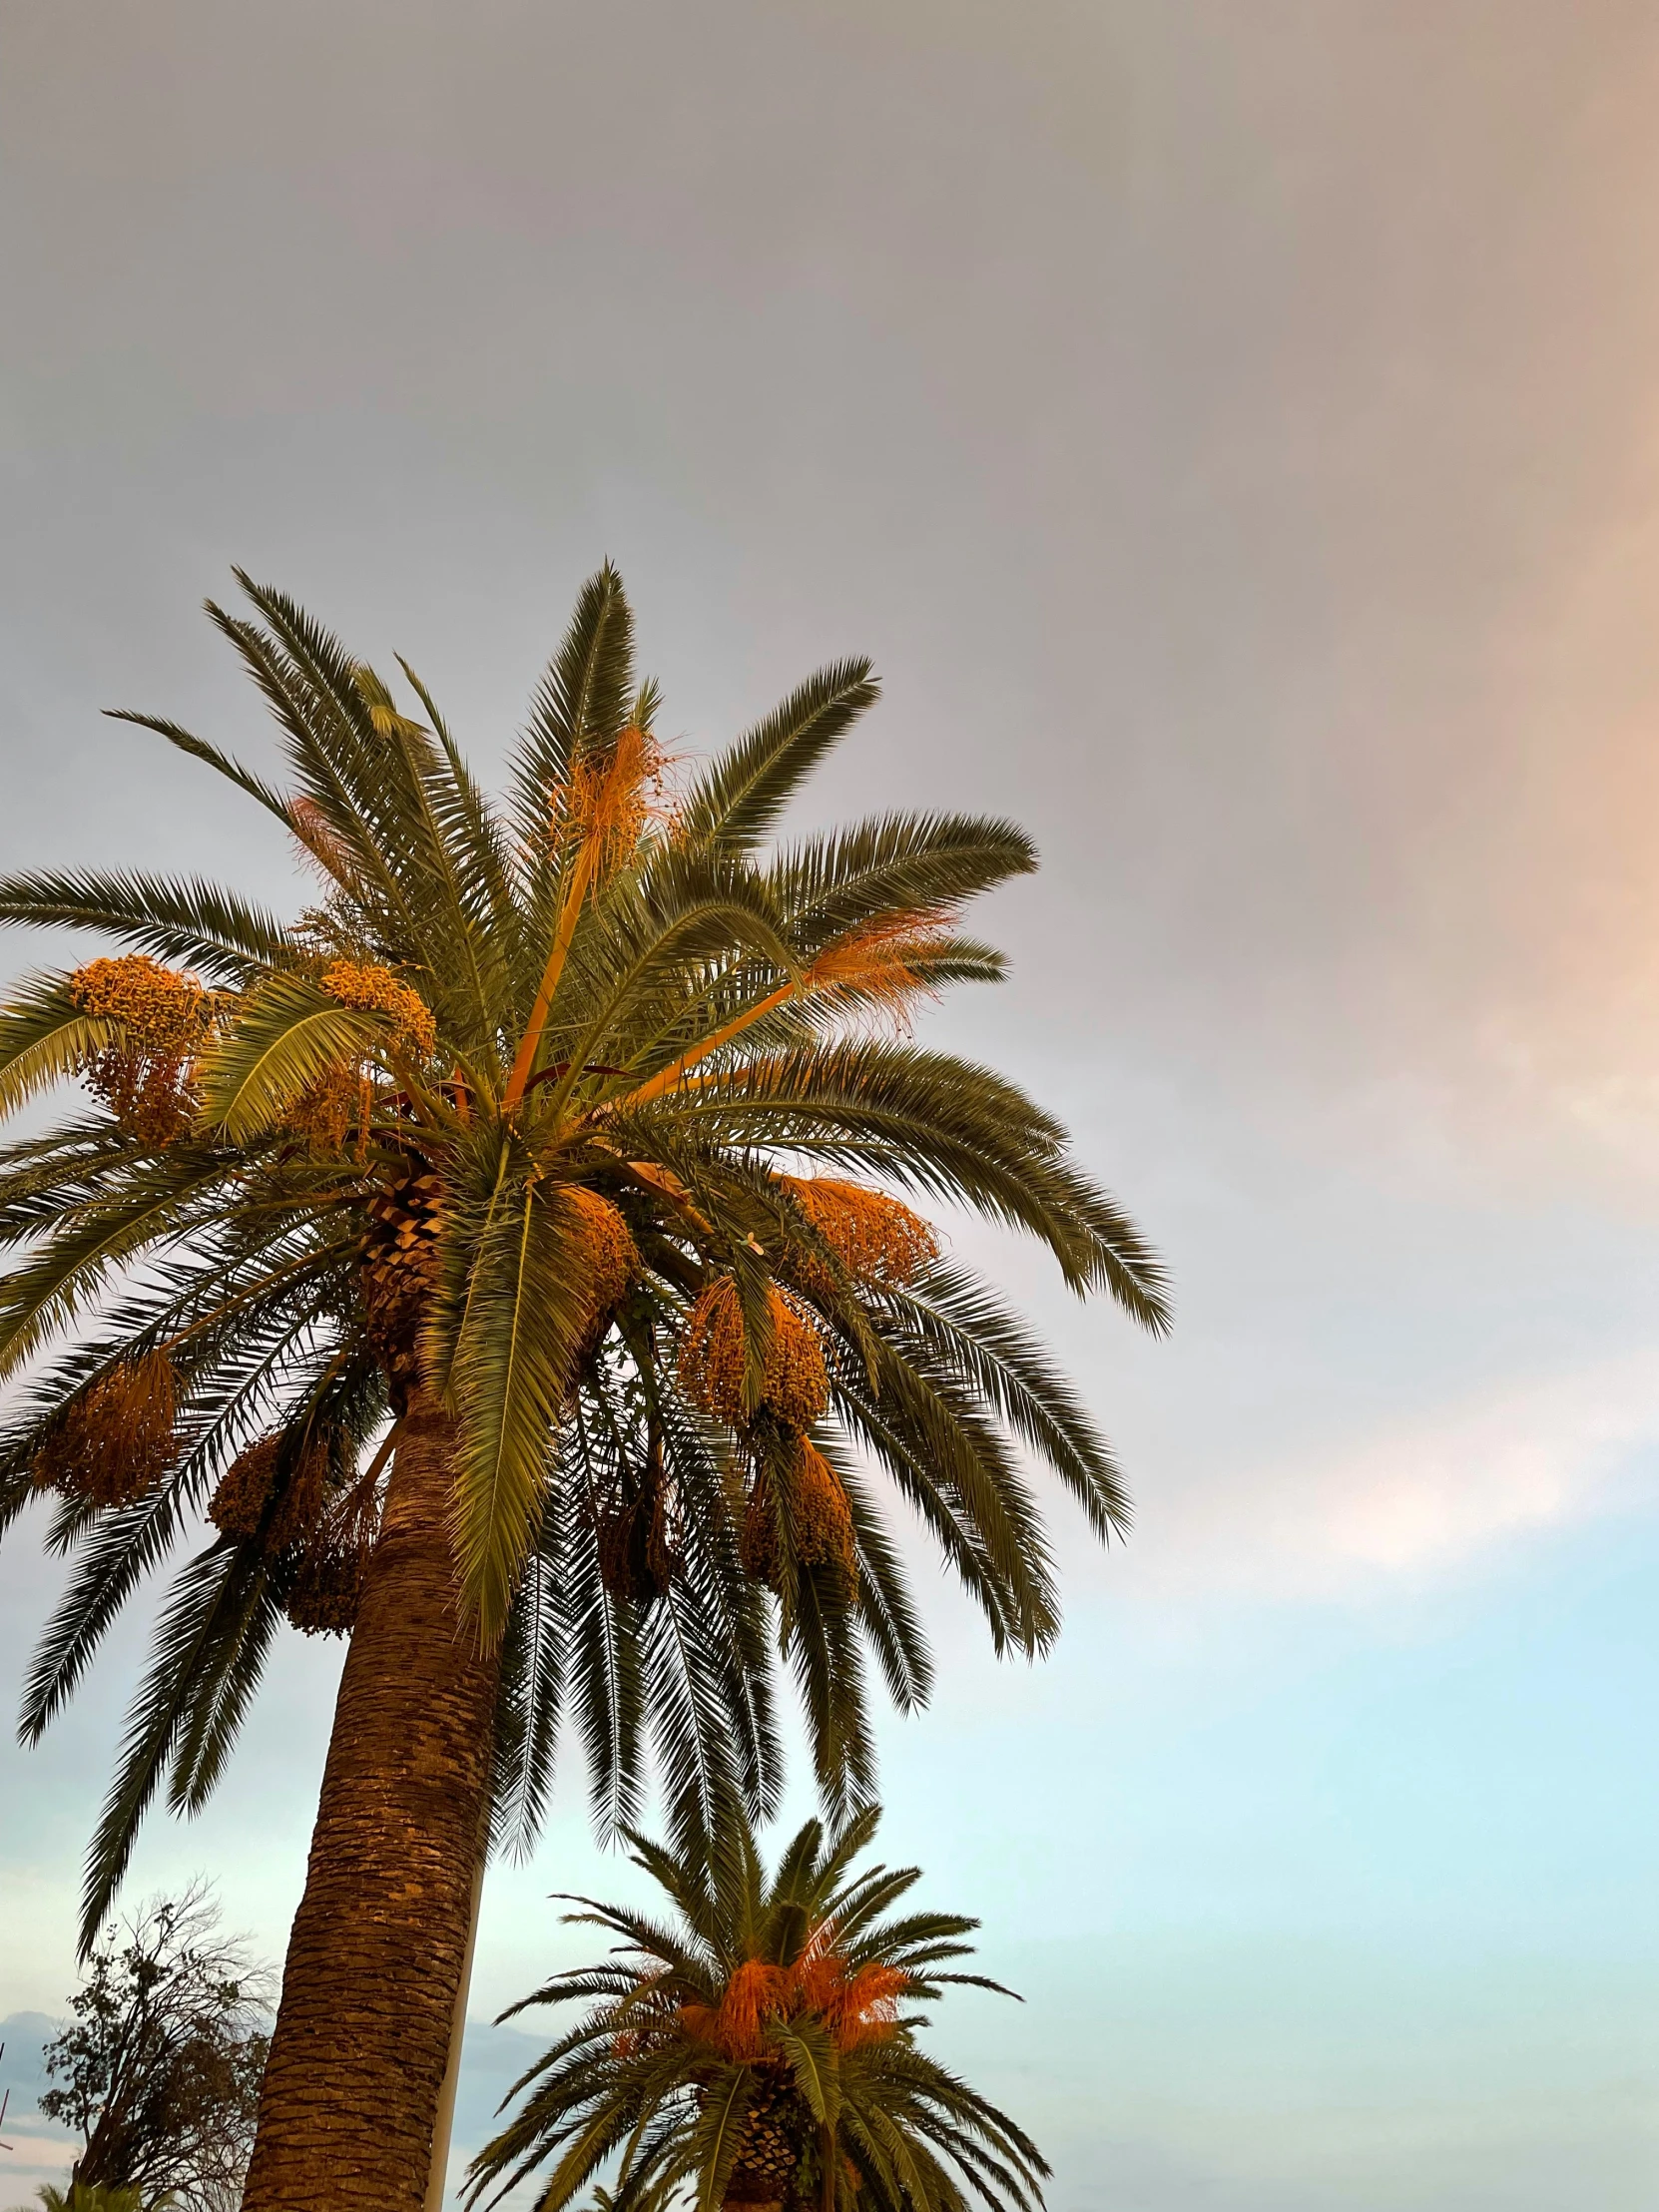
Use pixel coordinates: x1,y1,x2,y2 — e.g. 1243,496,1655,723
467,1806,1046,2212
20,2187,153,2212
0,567,1167,2212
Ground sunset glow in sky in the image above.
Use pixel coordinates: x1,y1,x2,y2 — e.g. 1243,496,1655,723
3,6,1659,2206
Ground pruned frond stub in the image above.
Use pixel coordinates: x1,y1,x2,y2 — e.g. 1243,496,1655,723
358,1169,447,1395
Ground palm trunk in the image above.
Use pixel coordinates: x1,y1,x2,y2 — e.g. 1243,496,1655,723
242,1389,500,2212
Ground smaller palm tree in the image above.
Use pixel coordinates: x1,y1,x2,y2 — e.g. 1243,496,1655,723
467,1808,1046,2212
19,2186,154,2212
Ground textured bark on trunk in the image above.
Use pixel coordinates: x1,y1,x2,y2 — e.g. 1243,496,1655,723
242,1391,499,2212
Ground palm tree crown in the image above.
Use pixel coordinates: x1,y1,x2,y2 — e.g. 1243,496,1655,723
469,1806,1047,2212
0,565,1169,1945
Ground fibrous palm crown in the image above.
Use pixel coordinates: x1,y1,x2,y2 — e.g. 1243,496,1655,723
467,1804,1046,2212
0,566,1169,1941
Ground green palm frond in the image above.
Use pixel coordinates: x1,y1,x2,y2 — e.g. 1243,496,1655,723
677,660,878,852
519,564,636,784
0,1148,239,1379
19,1484,187,1742
768,811,1036,937
104,705,293,820
192,974,389,1140
449,1179,602,1636
509,561,636,918
79,1539,276,1948
0,866,292,979
0,972,111,1120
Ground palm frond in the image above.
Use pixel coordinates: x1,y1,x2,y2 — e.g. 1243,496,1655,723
78,1538,274,1949
678,661,878,851
0,867,292,980
0,971,109,1120
103,708,293,821
510,561,636,860
767,812,1036,940
192,973,384,1140
449,1175,593,1637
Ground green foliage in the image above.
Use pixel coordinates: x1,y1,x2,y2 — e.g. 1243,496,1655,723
35,1884,268,2212
0,566,1169,1942
22,2183,154,2212
465,1806,1047,2212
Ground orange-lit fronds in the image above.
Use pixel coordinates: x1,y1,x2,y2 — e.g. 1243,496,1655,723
504,726,672,1115
616,908,959,1113
679,1945,909,2063
33,1352,179,1509
70,955,223,1144
801,908,956,1021
320,961,437,1058
793,1942,911,2051
680,1958,793,2063
679,1277,829,1428
557,722,669,875
784,1176,939,1293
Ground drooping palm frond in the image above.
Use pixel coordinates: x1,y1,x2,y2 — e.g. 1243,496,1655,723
79,1536,280,1941
102,706,293,822
0,867,292,981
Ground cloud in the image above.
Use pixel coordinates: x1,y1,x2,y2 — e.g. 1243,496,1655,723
1135,1348,1659,1603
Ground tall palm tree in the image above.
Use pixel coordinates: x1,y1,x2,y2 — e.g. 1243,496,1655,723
0,567,1167,2212
467,1805,1046,2212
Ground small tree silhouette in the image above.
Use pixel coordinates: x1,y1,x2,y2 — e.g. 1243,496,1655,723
38,1885,269,2212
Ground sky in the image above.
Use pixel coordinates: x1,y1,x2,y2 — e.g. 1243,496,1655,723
2,1,1659,2205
